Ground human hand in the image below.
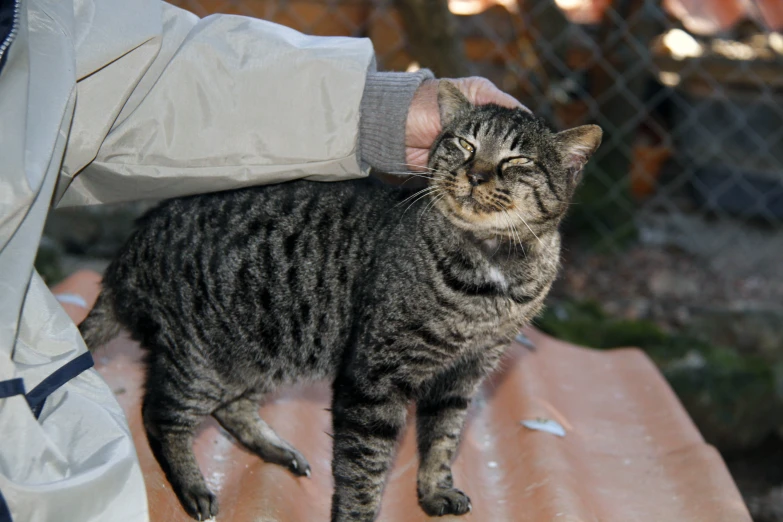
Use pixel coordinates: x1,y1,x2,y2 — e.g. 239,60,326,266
405,77,529,170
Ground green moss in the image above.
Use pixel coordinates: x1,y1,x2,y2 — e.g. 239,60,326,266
536,299,671,357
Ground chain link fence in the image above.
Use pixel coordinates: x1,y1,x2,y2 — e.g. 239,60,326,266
160,0,783,332
171,0,783,279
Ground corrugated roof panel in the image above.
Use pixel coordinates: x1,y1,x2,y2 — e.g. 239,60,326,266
55,271,752,522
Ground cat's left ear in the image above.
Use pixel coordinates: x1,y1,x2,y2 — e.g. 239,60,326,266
554,125,603,183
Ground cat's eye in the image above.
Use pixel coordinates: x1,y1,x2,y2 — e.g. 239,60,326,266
507,157,532,166
458,138,475,153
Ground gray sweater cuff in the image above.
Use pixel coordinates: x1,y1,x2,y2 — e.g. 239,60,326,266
359,69,436,173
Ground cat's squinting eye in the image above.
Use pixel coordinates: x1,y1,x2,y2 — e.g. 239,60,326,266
507,157,532,166
458,138,475,153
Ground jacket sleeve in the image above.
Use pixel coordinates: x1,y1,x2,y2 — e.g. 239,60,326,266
58,1,376,206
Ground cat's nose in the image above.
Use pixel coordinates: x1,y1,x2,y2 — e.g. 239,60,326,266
467,170,490,186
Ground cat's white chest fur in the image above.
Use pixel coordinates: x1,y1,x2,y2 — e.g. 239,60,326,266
478,239,509,290
486,265,508,290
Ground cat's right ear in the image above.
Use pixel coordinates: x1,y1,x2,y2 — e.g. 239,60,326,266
555,124,603,184
438,80,471,128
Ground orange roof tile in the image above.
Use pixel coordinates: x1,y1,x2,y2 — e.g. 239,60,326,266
54,271,752,522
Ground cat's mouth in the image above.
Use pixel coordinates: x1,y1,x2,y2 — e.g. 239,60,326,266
453,193,496,214
436,186,515,231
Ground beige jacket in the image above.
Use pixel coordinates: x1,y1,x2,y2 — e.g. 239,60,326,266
0,0,378,519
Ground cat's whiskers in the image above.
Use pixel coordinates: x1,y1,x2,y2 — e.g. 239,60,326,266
402,163,456,183
400,187,444,218
384,171,442,180
502,209,521,250
510,214,526,259
498,210,516,263
403,163,437,172
385,172,440,187
503,209,526,261
418,191,447,225
387,172,451,189
512,209,544,247
394,185,440,209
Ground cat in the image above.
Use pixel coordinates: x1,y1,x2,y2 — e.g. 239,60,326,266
79,80,601,522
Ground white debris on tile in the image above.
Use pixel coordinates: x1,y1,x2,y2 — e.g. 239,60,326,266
205,470,226,491
54,292,88,308
514,332,535,348
521,418,566,437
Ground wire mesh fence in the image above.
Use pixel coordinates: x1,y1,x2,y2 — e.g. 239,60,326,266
171,0,783,284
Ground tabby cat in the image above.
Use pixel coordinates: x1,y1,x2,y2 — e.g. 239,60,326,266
79,81,601,522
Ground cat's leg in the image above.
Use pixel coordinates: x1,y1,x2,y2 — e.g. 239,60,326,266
212,396,310,477
415,365,486,517
415,396,472,516
142,373,223,521
330,377,407,522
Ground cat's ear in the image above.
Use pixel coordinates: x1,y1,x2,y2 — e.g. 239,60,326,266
555,125,603,183
438,80,471,127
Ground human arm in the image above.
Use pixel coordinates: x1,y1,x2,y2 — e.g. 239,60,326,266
59,1,379,206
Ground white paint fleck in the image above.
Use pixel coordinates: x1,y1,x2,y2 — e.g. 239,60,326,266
521,418,566,437
205,470,225,490
54,293,88,308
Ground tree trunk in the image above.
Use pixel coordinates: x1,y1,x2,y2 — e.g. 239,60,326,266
394,0,469,77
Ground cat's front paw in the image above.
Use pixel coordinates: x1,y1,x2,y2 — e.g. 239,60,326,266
419,488,472,517
286,447,312,478
178,483,219,521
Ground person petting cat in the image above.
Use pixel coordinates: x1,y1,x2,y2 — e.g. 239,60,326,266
81,81,601,521
0,1,536,521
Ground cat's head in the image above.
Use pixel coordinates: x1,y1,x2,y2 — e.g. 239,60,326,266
428,80,602,240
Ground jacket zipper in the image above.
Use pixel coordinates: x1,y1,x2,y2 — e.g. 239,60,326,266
0,0,21,66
